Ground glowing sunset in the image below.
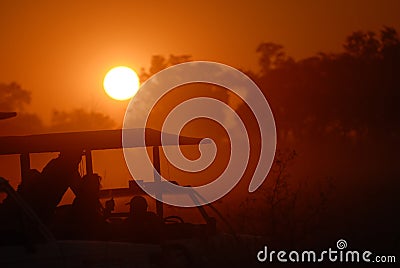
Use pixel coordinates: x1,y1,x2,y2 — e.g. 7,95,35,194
103,66,140,101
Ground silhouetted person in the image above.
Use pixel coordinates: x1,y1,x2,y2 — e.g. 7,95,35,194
13,151,82,223
36,150,82,222
72,173,102,217
67,173,109,240
125,196,163,243
103,197,115,219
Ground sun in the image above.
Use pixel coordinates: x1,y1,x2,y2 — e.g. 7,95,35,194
103,66,140,100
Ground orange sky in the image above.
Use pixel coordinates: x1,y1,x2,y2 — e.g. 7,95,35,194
1,0,400,125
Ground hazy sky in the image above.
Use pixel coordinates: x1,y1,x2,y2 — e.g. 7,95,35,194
1,0,399,124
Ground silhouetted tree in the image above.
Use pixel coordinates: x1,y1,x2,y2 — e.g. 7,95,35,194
139,54,192,82
49,109,116,132
256,42,294,74
380,26,400,51
343,31,380,59
0,82,44,135
0,82,31,112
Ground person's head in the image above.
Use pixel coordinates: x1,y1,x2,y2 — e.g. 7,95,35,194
128,196,148,216
105,198,115,211
80,173,101,195
59,149,83,166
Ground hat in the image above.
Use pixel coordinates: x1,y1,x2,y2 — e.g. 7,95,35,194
126,196,148,208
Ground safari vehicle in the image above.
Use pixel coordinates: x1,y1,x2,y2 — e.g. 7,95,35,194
0,127,259,267
1,175,163,267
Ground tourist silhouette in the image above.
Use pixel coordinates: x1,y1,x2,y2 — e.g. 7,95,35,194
103,197,115,219
14,150,82,223
37,150,82,221
68,173,108,240
125,196,163,243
